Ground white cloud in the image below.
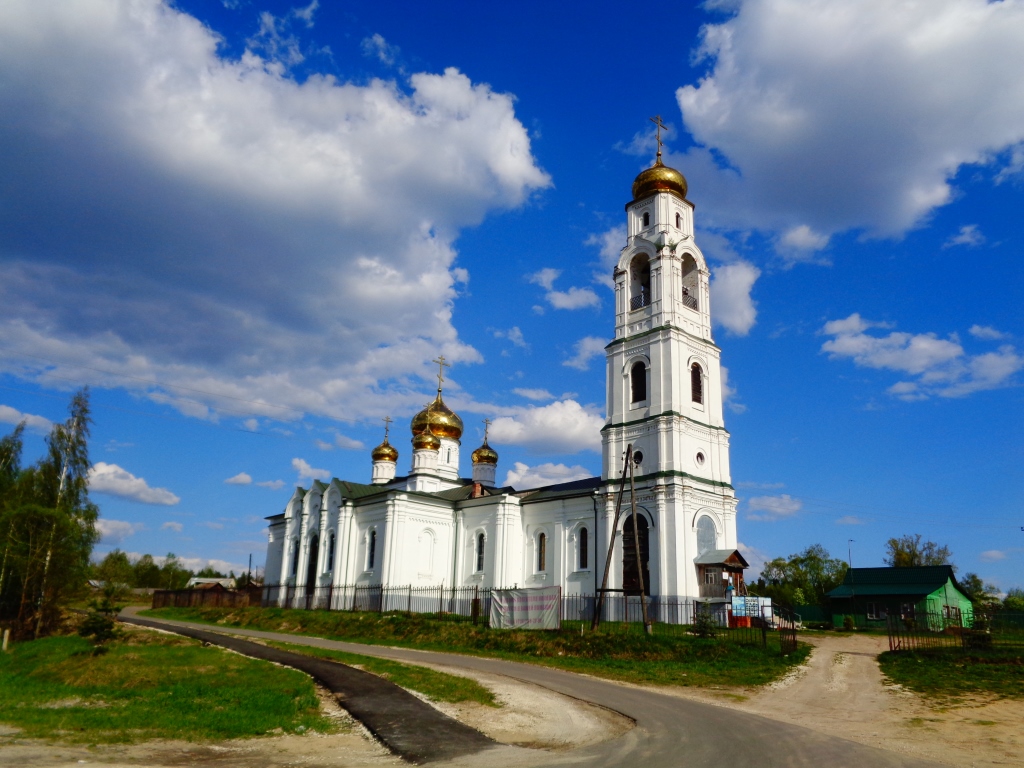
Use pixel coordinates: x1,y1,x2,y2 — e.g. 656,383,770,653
256,479,285,490
314,439,334,451
334,433,364,450
821,314,1024,398
943,224,986,248
528,268,600,311
512,387,554,401
0,0,549,429
292,457,330,482
980,550,1007,562
746,494,802,521
737,541,770,579
89,462,180,505
776,225,830,263
161,521,183,532
489,400,604,454
563,336,607,371
96,518,144,544
736,481,784,490
528,268,561,291
674,0,1024,241
710,261,760,336
503,461,594,490
361,33,399,67
493,326,529,350
225,472,253,485
585,225,626,288
969,324,1009,341
720,366,746,414
836,516,865,526
0,404,52,434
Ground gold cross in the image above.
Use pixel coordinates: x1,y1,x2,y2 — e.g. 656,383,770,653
649,115,667,164
482,418,492,441
432,355,451,392
382,415,393,440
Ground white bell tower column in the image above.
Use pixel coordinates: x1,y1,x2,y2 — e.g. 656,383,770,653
601,122,738,600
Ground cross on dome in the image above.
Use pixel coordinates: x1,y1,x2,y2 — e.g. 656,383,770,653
649,114,667,165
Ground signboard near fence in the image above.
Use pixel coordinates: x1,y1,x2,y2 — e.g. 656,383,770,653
490,587,561,630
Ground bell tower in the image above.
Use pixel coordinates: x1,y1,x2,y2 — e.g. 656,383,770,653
601,117,738,599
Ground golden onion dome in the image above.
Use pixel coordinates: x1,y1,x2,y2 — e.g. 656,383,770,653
471,441,498,465
371,438,398,463
410,393,463,441
631,159,687,202
412,429,441,451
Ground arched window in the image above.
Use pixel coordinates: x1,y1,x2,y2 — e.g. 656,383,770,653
622,515,650,596
675,212,681,228
326,532,335,572
642,211,650,227
476,532,485,572
367,529,377,570
630,361,647,404
447,448,452,463
691,363,704,404
629,254,651,311
696,515,717,556
290,539,299,577
579,527,588,570
537,532,547,572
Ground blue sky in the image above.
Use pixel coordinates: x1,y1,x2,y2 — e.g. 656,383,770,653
1,0,1022,588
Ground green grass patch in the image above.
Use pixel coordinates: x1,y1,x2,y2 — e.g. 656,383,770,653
0,629,337,743
266,641,497,706
879,647,1024,702
142,606,810,689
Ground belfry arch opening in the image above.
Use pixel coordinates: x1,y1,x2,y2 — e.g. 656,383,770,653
629,254,651,311
681,254,698,311
630,361,647,404
622,515,651,596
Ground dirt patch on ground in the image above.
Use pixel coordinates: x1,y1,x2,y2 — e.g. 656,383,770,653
408,661,633,751
654,633,1023,767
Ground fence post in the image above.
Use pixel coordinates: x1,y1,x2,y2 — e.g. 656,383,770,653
407,585,412,616
472,585,480,625
438,583,444,615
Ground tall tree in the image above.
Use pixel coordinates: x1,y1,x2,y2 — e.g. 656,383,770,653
959,572,999,607
884,534,953,569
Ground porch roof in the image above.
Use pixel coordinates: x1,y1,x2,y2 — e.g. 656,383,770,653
693,549,749,568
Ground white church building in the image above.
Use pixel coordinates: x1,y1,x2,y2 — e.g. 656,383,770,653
264,148,746,608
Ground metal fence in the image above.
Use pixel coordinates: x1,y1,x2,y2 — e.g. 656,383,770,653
887,610,1024,652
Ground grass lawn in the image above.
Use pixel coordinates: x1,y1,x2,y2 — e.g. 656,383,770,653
266,641,497,706
879,647,1024,702
142,606,810,688
0,628,337,743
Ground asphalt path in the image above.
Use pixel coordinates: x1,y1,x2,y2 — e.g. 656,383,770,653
124,608,945,768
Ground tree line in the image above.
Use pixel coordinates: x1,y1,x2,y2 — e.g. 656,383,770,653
0,390,97,638
748,535,1021,614
91,548,257,591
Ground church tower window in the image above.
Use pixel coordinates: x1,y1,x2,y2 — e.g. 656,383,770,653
691,363,704,404
642,211,650,227
537,532,547,572
476,532,485,572
675,212,681,228
367,529,377,570
629,254,651,311
630,361,647,404
579,527,588,570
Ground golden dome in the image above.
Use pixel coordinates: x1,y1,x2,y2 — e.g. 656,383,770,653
371,438,398,463
631,159,687,202
412,429,441,451
471,441,498,465
411,393,463,441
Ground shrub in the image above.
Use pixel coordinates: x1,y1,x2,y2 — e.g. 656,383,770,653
842,615,855,631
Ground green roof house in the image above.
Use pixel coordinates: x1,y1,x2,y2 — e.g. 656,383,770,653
827,565,973,630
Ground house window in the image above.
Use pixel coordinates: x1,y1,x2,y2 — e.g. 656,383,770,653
630,361,647,403
326,532,335,572
537,533,547,572
642,211,650,227
866,602,887,621
367,529,377,570
476,532,485,572
579,527,589,570
900,603,915,619
691,363,704,404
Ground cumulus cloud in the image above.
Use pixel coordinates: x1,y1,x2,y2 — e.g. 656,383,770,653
225,472,253,485
528,269,600,311
980,550,1007,562
821,313,1024,398
334,433,364,450
0,404,52,434
0,0,549,430
489,400,604,454
89,462,180,505
585,225,626,288
503,461,594,490
161,521,183,532
746,494,802,521
969,325,1009,341
361,33,399,66
96,518,144,544
710,261,760,336
738,541,770,579
292,457,330,482
256,479,285,490
512,387,554,401
493,326,529,350
563,337,607,371
673,0,1024,241
720,366,745,414
943,224,986,248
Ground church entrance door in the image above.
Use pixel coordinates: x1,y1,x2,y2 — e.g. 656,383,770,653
622,516,650,596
